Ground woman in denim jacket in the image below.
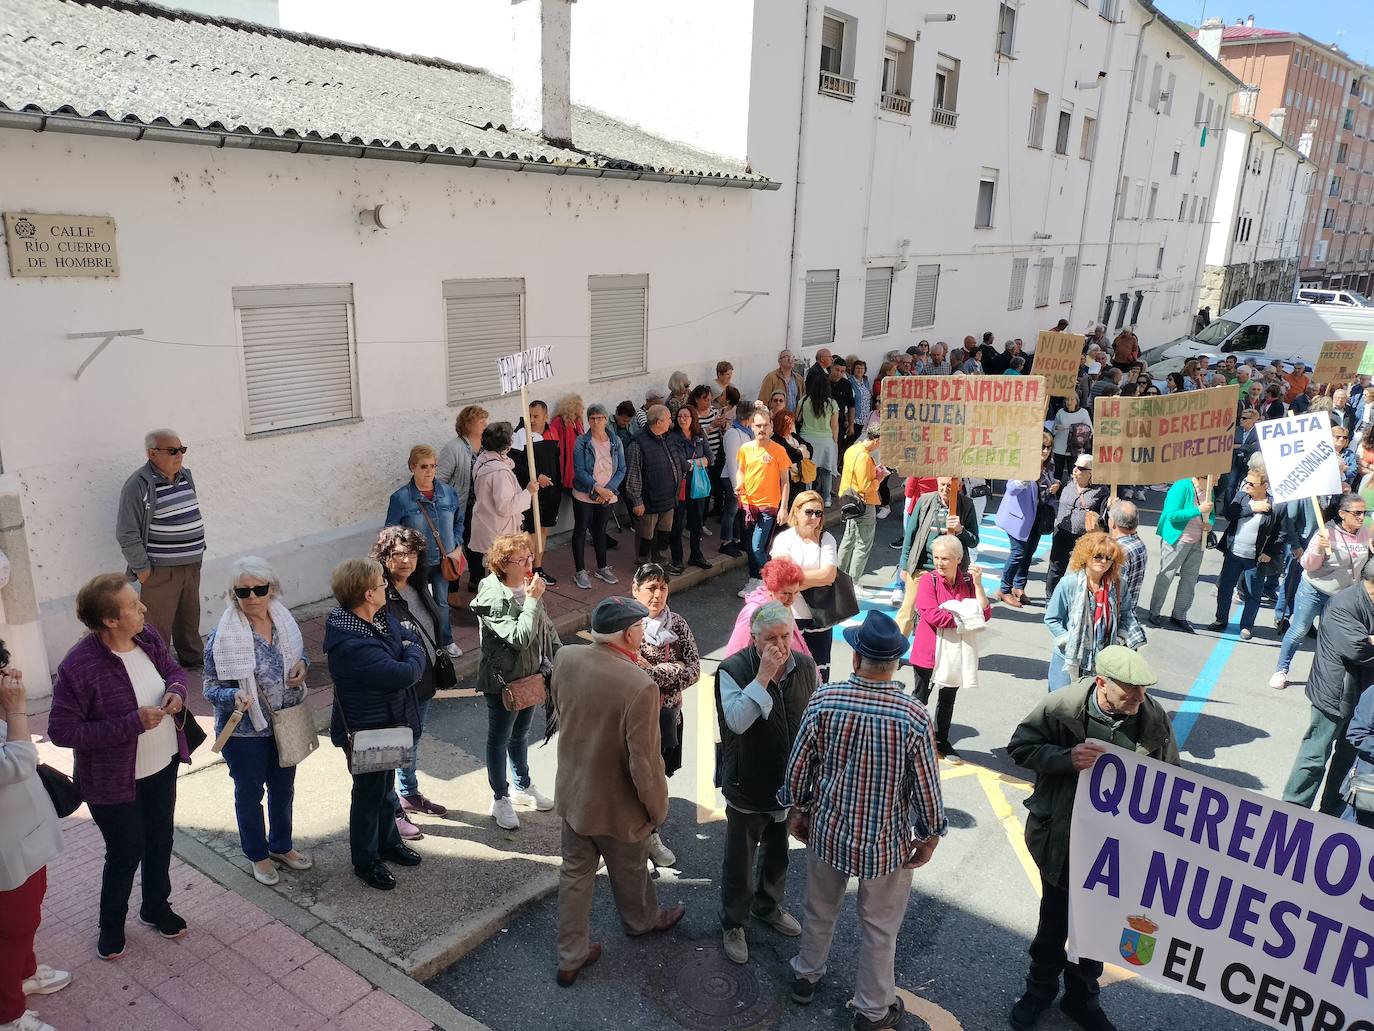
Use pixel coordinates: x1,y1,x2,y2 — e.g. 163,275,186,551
384,444,464,655
569,405,626,590
1043,532,1144,691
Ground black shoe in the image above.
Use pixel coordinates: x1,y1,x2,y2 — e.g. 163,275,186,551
354,862,396,890
605,535,620,550
1168,617,1195,634
719,542,743,557
1009,991,1054,1030
1059,996,1118,1031
1206,620,1224,632
535,568,558,586
138,907,187,939
1276,617,1291,635
888,538,903,549
853,998,903,1030
688,554,712,570
97,928,126,960
936,740,963,764
667,561,685,575
379,844,422,867
1146,612,1162,628
1307,624,1317,639
790,974,817,1006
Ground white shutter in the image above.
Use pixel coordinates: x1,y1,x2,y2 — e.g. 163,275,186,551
1007,258,1028,311
1060,258,1078,303
862,266,893,337
589,274,647,382
802,269,838,347
1035,258,1054,307
821,16,844,52
233,284,357,435
443,278,523,402
911,264,940,327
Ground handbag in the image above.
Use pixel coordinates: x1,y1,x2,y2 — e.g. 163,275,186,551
267,700,319,768
419,501,467,583
838,490,866,520
336,680,416,775
175,708,207,754
1347,772,1374,815
500,670,547,712
801,571,860,629
790,458,818,485
689,461,712,500
402,597,458,693
37,763,81,818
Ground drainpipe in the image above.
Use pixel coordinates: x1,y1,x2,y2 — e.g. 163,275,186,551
1096,5,1156,322
782,2,815,352
858,0,891,268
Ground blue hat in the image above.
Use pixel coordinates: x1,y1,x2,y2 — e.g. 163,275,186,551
842,610,908,663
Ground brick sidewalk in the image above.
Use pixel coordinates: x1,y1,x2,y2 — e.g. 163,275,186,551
25,816,434,1031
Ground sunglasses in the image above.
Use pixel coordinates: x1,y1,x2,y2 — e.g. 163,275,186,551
802,508,824,517
233,584,271,598
153,446,189,456
1092,553,1114,562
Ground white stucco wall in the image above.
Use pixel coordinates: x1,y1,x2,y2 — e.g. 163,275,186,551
1207,119,1309,269
0,131,783,665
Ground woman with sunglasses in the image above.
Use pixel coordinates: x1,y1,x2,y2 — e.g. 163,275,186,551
202,557,311,885
1207,464,1281,640
770,491,839,680
1043,532,1144,692
994,432,1060,607
1269,493,1373,691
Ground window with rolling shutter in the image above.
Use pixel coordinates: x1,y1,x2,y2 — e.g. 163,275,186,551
443,278,523,403
1034,258,1053,307
862,267,893,337
911,264,940,327
1007,258,1028,311
588,274,648,382
233,284,358,436
1060,258,1078,304
802,269,839,347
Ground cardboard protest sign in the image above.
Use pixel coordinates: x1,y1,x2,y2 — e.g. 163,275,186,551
497,345,554,394
1311,340,1367,387
1358,344,1374,378
1255,410,1343,504
879,376,1047,480
1032,331,1084,398
1092,385,1238,486
1069,745,1374,1031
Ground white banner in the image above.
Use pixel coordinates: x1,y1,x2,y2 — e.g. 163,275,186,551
497,345,554,394
1068,745,1374,1029
1255,410,1343,505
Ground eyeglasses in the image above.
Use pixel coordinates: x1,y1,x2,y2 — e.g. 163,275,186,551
1092,553,1114,562
152,446,188,456
802,508,824,517
233,584,271,599
370,581,387,591
1346,510,1369,520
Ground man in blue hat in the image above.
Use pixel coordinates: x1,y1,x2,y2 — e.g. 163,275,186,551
780,609,946,1031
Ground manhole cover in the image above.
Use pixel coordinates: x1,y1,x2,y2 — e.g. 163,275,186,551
649,946,781,1029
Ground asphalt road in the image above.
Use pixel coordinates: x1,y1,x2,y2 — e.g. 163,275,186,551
423,490,1325,1031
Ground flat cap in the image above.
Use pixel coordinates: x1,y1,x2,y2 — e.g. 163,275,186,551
1094,646,1157,687
591,596,649,634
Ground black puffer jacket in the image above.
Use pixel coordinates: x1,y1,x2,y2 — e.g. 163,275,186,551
324,608,425,749
625,427,683,514
1307,583,1374,721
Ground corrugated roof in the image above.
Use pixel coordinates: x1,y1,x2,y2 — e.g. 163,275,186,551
1219,26,1287,41
0,0,776,189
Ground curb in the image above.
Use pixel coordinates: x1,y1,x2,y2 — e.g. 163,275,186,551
172,830,489,1031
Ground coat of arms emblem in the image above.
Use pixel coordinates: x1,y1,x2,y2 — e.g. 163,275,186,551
1119,914,1158,966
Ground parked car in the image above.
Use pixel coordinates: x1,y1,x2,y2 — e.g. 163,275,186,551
1295,287,1372,308
1141,300,1374,375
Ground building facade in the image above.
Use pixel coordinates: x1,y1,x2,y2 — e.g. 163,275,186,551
1210,21,1374,293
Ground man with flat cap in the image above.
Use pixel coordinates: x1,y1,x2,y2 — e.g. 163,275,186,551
781,610,946,1031
551,597,685,987
1006,646,1179,1031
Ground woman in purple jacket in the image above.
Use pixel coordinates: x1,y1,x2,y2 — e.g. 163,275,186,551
48,574,192,962
994,431,1059,607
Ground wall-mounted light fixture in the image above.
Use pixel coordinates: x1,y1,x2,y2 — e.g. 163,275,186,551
357,203,397,229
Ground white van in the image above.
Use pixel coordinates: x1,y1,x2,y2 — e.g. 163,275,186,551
1141,300,1374,374
1296,287,1372,307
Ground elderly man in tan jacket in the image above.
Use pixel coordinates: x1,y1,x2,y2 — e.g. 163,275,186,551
552,596,686,986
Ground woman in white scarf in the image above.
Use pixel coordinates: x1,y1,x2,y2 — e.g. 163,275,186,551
202,557,310,885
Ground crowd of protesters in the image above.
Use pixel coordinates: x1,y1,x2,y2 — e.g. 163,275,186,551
7,319,1374,1031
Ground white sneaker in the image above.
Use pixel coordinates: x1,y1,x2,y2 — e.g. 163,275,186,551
21,965,71,996
889,586,904,608
594,566,619,585
443,642,462,658
737,578,759,600
511,783,554,811
702,526,713,537
1268,672,1288,691
646,832,677,867
1,1012,55,1031
491,796,520,830
876,505,891,519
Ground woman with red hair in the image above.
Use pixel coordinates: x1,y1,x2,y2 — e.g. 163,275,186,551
723,557,811,657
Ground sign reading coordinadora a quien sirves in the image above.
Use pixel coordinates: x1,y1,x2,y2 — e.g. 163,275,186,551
1068,744,1374,1030
879,375,1048,481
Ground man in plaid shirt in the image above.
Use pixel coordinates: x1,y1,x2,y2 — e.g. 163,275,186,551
779,610,946,1031
1107,500,1148,621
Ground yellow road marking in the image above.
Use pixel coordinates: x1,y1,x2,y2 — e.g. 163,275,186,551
693,671,724,823
895,987,963,1030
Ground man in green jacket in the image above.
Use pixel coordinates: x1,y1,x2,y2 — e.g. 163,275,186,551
1006,647,1179,1031
1146,475,1215,633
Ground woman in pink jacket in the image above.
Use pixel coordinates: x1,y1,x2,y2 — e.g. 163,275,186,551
908,535,990,761
723,557,811,658
467,423,537,570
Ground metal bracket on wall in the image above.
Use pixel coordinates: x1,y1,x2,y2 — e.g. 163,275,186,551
731,290,770,314
68,328,144,381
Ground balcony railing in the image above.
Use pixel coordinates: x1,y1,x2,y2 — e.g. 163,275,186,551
931,105,959,128
819,71,856,101
881,91,912,115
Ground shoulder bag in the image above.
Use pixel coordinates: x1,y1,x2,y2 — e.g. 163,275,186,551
499,669,547,712
419,500,467,583
1347,772,1374,815
264,688,319,768
175,707,207,754
801,570,859,630
337,692,415,776
397,594,457,693
37,763,81,818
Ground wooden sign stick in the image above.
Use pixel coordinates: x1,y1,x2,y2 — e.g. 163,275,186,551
1311,495,1327,533
211,709,244,753
520,381,544,565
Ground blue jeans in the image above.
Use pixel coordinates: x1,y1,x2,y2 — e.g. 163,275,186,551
1275,578,1332,675
1000,529,1044,594
395,698,431,798
890,505,917,590
744,509,777,578
221,734,297,862
485,692,534,800
429,566,453,647
1274,554,1301,621
1047,649,1070,692
1213,552,1264,631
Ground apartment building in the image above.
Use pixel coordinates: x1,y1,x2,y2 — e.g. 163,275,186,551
1209,19,1374,293
1200,114,1313,313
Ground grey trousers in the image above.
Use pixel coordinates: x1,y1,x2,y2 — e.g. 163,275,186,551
790,848,914,1023
837,504,877,583
1148,538,1204,620
556,820,661,970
